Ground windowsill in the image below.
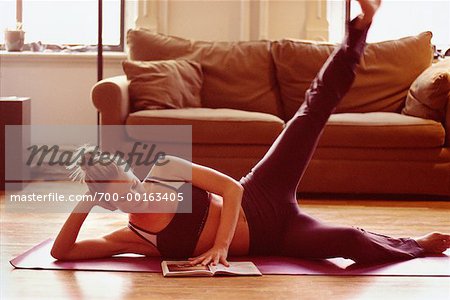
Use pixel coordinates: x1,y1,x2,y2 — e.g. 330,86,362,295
0,50,127,63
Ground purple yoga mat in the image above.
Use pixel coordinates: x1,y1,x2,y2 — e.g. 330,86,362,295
10,239,450,276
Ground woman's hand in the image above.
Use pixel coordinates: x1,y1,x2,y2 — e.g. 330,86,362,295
188,245,230,267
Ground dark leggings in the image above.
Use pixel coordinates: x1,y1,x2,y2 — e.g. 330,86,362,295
239,18,425,263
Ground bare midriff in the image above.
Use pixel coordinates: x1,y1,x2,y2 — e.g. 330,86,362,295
128,193,250,256
193,193,250,256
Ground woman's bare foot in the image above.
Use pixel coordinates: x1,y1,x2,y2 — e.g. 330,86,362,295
354,0,382,29
414,232,450,254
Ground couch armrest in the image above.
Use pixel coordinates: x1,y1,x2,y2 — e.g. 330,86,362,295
446,95,450,146
91,75,130,125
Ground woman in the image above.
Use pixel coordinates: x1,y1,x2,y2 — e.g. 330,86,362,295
51,0,450,266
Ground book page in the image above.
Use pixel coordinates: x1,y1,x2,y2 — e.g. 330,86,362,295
162,261,213,277
210,262,262,276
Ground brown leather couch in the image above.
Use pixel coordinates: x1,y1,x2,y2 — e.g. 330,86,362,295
92,29,450,197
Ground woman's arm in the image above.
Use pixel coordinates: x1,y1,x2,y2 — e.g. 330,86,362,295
51,201,118,260
149,155,244,266
188,163,244,266
51,199,158,260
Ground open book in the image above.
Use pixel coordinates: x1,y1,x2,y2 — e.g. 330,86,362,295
161,261,262,277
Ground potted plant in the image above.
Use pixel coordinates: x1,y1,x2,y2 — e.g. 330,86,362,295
4,22,25,51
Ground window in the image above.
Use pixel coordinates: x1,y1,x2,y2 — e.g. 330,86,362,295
0,1,17,41
327,0,346,44
328,0,450,51
1,0,124,51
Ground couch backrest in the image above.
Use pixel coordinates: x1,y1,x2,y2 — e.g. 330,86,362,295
272,32,434,121
127,29,283,118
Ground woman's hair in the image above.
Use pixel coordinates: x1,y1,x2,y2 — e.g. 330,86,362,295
67,145,125,194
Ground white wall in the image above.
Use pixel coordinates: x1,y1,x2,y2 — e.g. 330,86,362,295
0,53,125,145
0,53,124,126
135,0,328,41
166,1,243,41
267,1,307,40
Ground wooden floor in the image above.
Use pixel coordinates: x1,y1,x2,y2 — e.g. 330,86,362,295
1,182,450,300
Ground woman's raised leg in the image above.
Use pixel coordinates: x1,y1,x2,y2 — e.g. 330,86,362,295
240,14,371,200
240,1,384,256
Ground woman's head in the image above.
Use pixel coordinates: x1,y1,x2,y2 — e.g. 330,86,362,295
68,145,145,211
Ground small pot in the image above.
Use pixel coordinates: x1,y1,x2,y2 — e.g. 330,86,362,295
4,30,25,52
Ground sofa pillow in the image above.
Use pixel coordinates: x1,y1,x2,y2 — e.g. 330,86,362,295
402,59,450,123
122,60,203,112
126,29,283,118
272,32,433,121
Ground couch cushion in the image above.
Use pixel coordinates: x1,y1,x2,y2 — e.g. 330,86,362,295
402,59,450,123
126,108,284,145
127,29,283,118
319,112,445,148
272,32,433,121
122,60,203,112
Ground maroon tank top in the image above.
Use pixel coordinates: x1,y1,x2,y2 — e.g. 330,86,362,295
128,181,210,259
